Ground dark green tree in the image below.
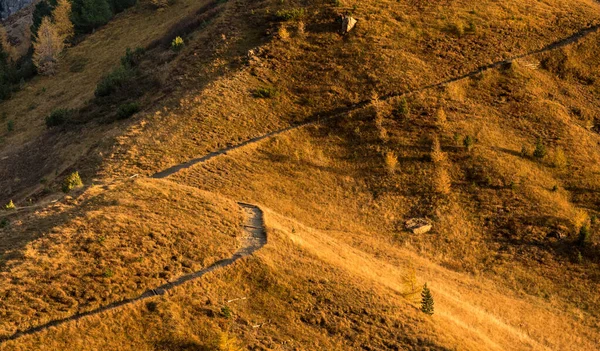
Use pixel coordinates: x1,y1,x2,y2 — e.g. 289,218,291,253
578,225,591,248
71,0,113,33
420,283,434,315
463,135,474,151
107,0,136,14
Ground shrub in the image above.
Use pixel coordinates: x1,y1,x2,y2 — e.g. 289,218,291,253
71,0,113,34
578,225,590,247
7,119,14,132
0,218,8,228
420,283,434,315
4,200,16,210
62,171,83,193
45,108,73,127
117,102,140,119
171,36,184,51
384,151,398,174
520,144,530,158
552,147,568,168
220,305,232,319
463,135,474,151
95,66,136,97
275,8,305,21
394,97,410,118
120,47,145,68
533,138,546,159
253,86,278,98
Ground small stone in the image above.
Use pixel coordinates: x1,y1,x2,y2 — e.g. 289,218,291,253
341,15,358,34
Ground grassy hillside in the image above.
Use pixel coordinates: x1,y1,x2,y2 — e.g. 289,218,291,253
1,0,600,349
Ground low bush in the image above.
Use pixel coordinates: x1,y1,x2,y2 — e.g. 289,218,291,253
171,36,184,51
95,65,136,97
45,108,73,127
120,47,145,68
275,8,305,21
117,102,140,119
253,86,278,98
533,138,546,159
62,171,83,193
4,200,16,210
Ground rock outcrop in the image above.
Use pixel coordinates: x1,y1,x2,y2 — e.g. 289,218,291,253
1,0,35,20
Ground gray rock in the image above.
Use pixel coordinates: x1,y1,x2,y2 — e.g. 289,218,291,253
341,15,357,34
405,218,432,235
1,0,35,20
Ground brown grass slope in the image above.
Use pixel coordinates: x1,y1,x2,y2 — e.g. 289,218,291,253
2,0,600,349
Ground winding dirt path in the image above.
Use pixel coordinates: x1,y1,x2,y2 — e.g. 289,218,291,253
1,20,600,345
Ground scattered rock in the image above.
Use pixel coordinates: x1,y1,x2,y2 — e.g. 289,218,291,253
546,230,565,240
405,218,432,234
341,15,358,34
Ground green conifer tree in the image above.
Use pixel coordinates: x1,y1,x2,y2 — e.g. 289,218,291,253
420,283,434,315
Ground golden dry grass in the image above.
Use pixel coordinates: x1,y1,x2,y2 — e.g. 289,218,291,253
0,178,243,339
2,0,600,349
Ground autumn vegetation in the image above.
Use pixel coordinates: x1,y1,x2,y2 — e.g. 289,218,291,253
1,0,600,349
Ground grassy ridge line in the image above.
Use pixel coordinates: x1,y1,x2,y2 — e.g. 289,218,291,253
0,203,265,344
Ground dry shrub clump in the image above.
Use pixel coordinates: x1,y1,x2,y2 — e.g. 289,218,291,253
384,150,398,174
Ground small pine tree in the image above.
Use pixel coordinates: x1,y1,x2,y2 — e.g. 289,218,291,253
434,166,451,195
33,17,64,75
62,171,83,193
394,97,410,118
435,108,447,128
552,147,567,168
578,225,590,247
430,137,446,163
533,137,546,159
52,0,74,42
31,0,58,42
420,283,434,315
463,135,474,151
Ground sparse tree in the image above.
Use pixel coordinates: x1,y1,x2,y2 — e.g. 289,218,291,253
463,135,474,151
52,0,75,42
430,136,446,164
552,147,567,169
533,137,546,159
578,225,590,248
420,283,434,315
435,108,447,128
33,17,64,75
434,166,451,195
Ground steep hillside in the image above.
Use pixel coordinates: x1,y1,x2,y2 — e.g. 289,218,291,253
1,0,600,349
